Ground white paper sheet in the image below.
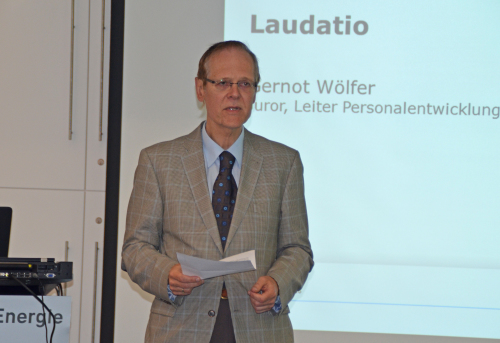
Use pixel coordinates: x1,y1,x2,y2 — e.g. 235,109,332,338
177,250,256,279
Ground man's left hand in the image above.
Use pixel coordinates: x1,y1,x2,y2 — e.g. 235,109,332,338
248,276,279,313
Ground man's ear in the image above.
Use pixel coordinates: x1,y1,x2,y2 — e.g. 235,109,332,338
195,77,205,103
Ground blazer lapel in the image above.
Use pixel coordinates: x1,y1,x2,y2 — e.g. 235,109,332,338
226,131,263,251
181,125,223,255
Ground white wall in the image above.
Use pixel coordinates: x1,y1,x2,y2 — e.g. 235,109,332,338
114,1,224,341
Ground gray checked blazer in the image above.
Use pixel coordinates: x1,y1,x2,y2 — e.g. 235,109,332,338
122,123,313,343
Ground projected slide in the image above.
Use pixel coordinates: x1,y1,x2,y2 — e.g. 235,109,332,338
225,0,500,339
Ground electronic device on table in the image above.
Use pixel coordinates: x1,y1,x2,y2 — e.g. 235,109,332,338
0,258,73,295
0,207,73,295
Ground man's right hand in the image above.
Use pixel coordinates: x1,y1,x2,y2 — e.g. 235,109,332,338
168,263,204,296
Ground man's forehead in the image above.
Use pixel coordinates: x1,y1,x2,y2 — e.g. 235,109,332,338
205,47,255,77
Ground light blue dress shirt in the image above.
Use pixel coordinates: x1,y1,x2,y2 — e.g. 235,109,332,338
201,121,244,197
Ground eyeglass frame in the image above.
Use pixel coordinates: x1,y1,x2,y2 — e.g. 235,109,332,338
205,78,258,91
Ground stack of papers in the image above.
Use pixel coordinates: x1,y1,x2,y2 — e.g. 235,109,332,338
177,250,256,279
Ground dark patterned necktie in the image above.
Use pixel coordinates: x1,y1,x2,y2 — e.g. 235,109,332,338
212,151,238,251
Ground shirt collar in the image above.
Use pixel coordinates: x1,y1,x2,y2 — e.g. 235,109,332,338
202,121,244,168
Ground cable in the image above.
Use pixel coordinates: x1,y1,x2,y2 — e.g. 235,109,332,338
9,276,56,343
41,289,49,343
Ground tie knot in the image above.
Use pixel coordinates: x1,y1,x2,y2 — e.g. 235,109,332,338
219,151,235,171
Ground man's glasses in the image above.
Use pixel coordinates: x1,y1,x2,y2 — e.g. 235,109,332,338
205,78,257,92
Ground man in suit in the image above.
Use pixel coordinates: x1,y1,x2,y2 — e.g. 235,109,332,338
122,41,313,343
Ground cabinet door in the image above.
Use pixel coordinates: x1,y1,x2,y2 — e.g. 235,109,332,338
0,1,88,190
79,191,105,343
0,188,84,343
85,0,111,192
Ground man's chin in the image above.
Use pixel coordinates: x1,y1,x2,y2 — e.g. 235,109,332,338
208,115,251,132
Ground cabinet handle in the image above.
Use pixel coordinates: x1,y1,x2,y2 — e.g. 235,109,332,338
91,242,99,343
98,0,106,141
64,241,69,296
69,0,75,140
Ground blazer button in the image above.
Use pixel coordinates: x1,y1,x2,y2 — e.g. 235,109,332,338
208,310,216,317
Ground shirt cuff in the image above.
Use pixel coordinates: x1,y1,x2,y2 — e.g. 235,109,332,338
167,284,177,302
272,295,282,313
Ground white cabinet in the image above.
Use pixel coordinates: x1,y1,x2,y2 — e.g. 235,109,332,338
0,1,87,190
0,1,110,342
0,188,85,343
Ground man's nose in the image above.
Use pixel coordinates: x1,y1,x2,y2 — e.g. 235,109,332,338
227,83,241,97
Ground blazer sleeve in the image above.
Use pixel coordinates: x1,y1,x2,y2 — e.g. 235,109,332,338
266,151,314,314
121,148,183,307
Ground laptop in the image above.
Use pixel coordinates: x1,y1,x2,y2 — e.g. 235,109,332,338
0,207,12,257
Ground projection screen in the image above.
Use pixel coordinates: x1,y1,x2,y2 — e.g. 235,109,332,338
115,1,499,342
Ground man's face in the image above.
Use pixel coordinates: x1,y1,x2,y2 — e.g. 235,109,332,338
196,48,256,134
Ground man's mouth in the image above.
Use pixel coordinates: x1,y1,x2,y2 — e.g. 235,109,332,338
225,107,241,111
